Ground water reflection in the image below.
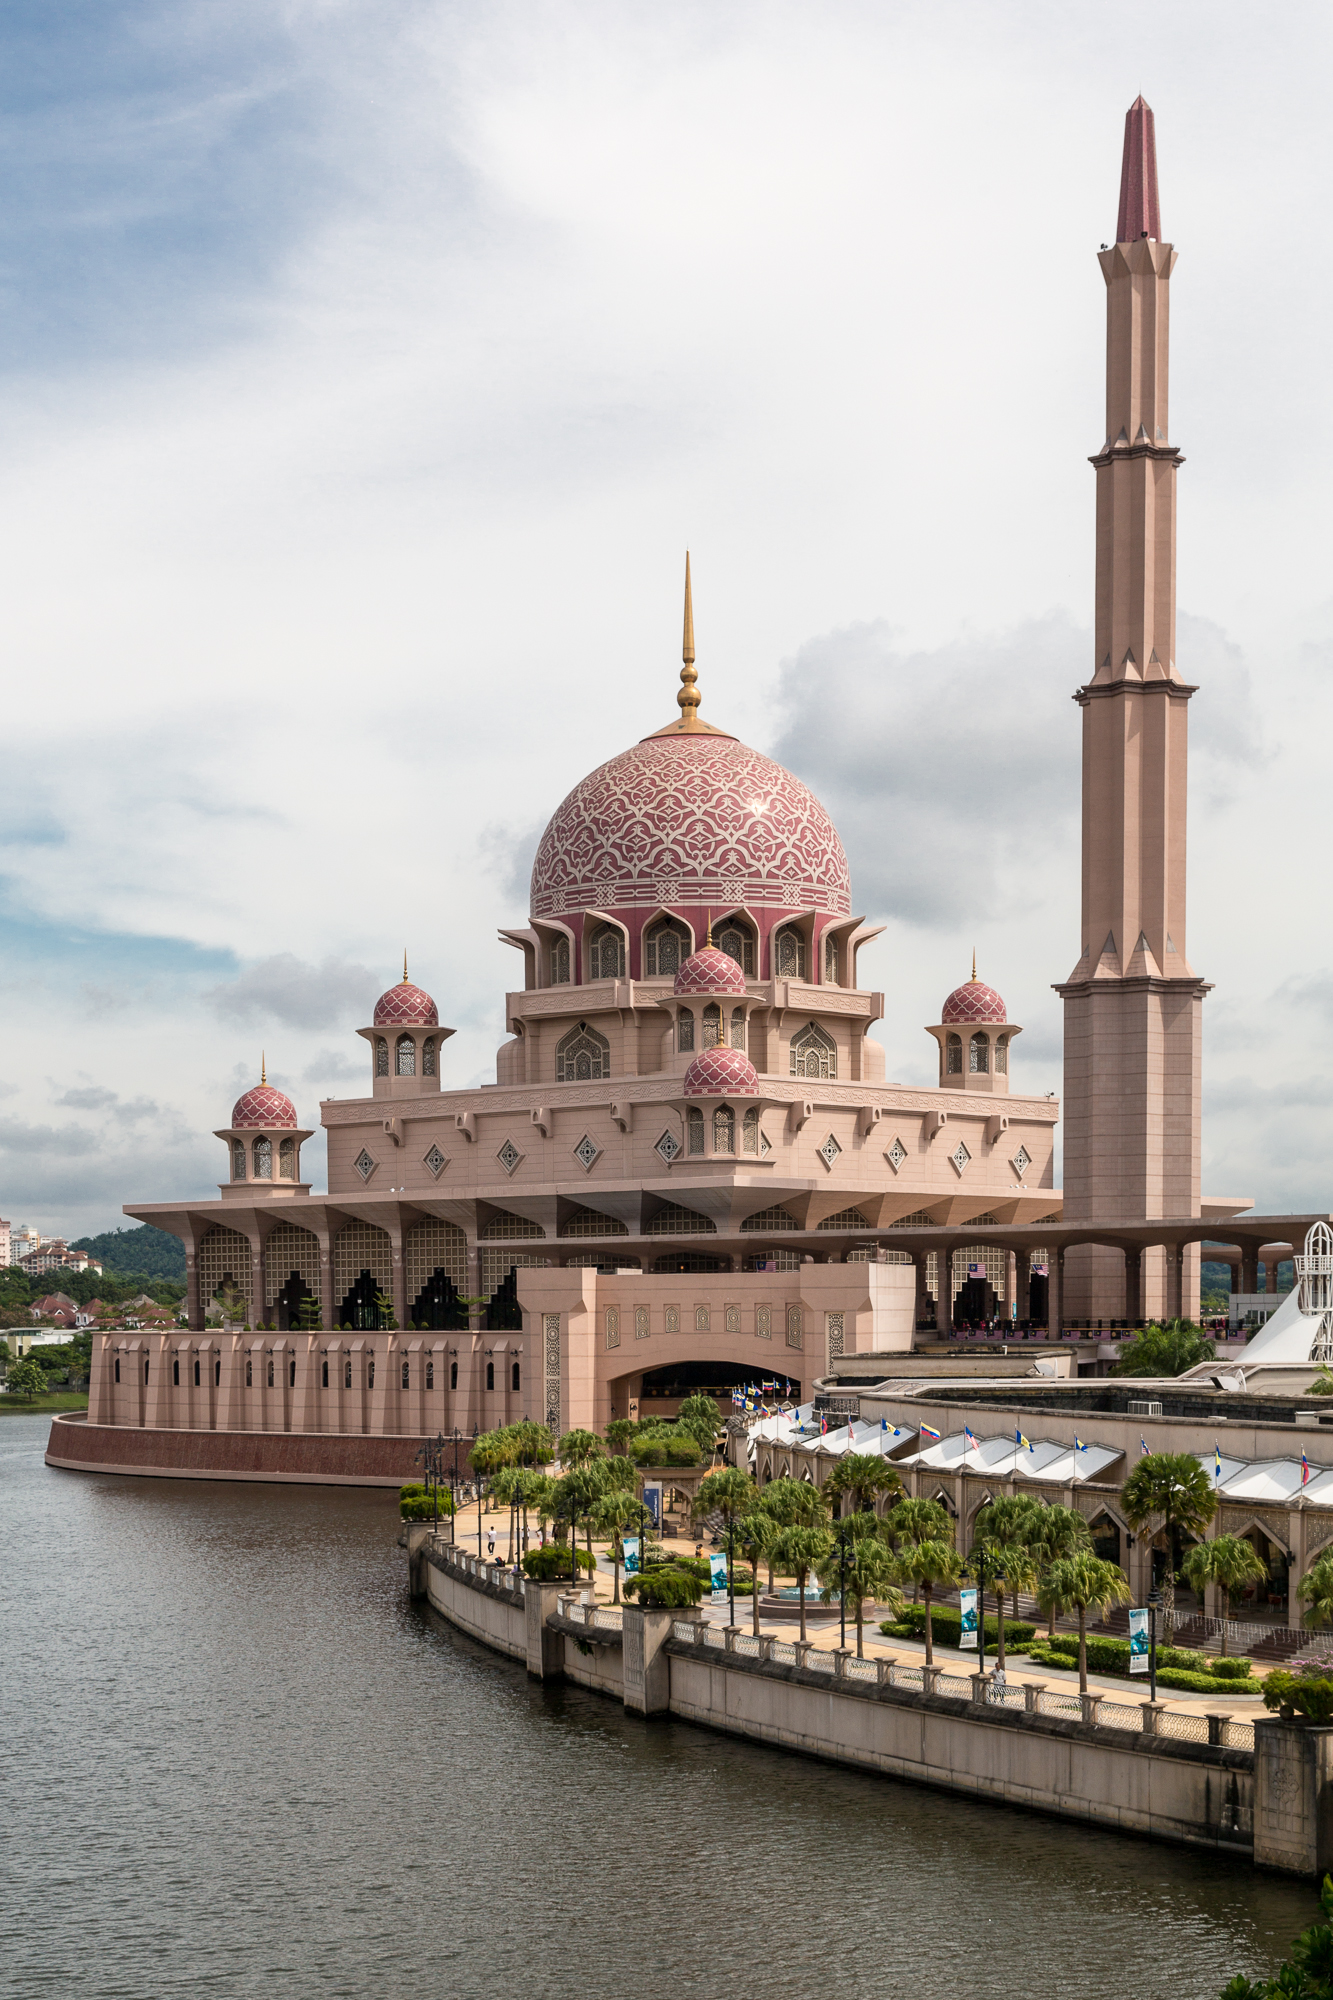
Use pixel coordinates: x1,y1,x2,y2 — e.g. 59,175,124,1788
2,1416,1315,2000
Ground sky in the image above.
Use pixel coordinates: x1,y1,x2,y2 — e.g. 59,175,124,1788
1,0,1331,1236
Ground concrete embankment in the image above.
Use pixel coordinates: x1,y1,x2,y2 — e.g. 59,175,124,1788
406,1527,1333,1877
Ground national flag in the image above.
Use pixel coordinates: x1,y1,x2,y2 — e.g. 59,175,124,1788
1140,1436,1149,1455
820,1416,828,1435
920,1423,942,1443
1214,1444,1223,1481
963,1425,978,1451
881,1418,889,1431
1015,1428,1033,1452
1303,1452,1311,1486
1074,1435,1087,1452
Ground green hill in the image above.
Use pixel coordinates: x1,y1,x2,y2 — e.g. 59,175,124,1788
70,1225,187,1283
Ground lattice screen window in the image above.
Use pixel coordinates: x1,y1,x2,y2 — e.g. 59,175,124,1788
886,1138,907,1173
747,1249,802,1272
756,1305,772,1338
702,1003,722,1049
791,1022,836,1080
741,1205,799,1232
731,1009,747,1051
543,1311,561,1432
713,1105,735,1154
353,1149,376,1183
572,1135,600,1173
817,1133,842,1171
695,1306,710,1332
890,1211,935,1228
423,1144,448,1179
969,1033,989,1075
742,1107,759,1154
253,1137,272,1179
262,1222,322,1311
333,1222,392,1303
645,1203,716,1236
404,1219,467,1299
497,1139,523,1176
1011,1145,1031,1179
686,1109,704,1156
279,1137,296,1181
556,1021,610,1082
479,1211,546,1240
995,1035,1008,1075
824,936,839,985
587,926,625,980
773,927,806,979
560,1205,629,1238
397,1035,416,1076
376,1038,389,1077
480,1249,551,1298
677,1010,695,1052
199,1225,252,1311
950,1141,971,1176
946,1034,962,1074
550,938,571,985
563,1253,642,1270
644,918,689,977
605,1308,620,1349
817,1207,871,1231
785,1305,803,1349
716,919,754,975
664,1306,680,1335
231,1143,246,1182
724,1305,741,1334
826,1310,844,1358
634,1306,650,1339
423,1037,436,1077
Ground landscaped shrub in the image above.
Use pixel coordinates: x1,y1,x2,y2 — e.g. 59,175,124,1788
1206,1657,1258,1681
629,1432,703,1467
398,1483,456,1520
522,1544,596,1580
623,1565,705,1608
672,1557,754,1590
1264,1665,1333,1723
1156,1667,1258,1695
1036,1633,1213,1676
879,1606,1037,1649
1023,1643,1257,1696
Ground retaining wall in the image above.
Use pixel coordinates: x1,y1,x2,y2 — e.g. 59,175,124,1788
45,1412,427,1486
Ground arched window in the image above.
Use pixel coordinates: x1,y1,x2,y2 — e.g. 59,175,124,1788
731,1008,746,1050
231,1143,246,1182
144,1357,150,1385
344,1357,352,1389
215,1358,220,1386
375,1038,389,1077
587,925,624,980
173,1357,179,1386
969,1032,989,1074
702,1002,722,1049
253,1137,272,1179
716,917,755,976
643,917,690,977
486,1361,495,1391
401,1359,410,1389
267,1357,274,1388
193,1358,200,1387
511,1360,520,1392
994,1035,1008,1075
550,937,571,984
450,1360,458,1391
789,1022,836,1080
246,1358,253,1388
946,1033,963,1074
322,1359,329,1388
677,1010,695,1052
422,1037,436,1077
556,1021,610,1082
368,1357,375,1389
773,926,806,980
426,1360,434,1390
824,935,839,985
743,1107,760,1155
289,1356,296,1388
396,1035,416,1077
713,1104,735,1154
279,1137,296,1181
687,1106,705,1155
114,1357,120,1384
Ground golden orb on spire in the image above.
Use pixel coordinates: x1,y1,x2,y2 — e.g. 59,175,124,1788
261,1051,267,1085
403,950,409,984
677,550,701,722
971,949,977,982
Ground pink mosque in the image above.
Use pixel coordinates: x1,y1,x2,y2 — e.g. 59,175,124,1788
47,99,1309,1485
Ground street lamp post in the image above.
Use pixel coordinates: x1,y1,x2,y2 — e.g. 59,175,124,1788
1148,1584,1162,1704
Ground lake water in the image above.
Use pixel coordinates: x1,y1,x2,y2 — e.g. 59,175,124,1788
3,1413,1317,2000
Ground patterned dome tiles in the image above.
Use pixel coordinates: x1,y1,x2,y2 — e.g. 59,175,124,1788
373,981,439,1027
231,1084,298,1129
941,980,1007,1025
683,1047,760,1096
530,735,850,920
674,946,748,996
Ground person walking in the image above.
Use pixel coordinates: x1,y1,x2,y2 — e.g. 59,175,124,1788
487,1529,495,1560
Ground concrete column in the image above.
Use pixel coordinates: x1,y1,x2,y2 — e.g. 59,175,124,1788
248,1236,265,1331
1003,1252,1015,1323
524,1579,568,1678
1254,1720,1333,1876
1050,1249,1065,1336
1290,1504,1308,1629
1124,1249,1142,1325
622,1605,677,1714
1167,1244,1184,1321
186,1248,203,1333
1242,1247,1259,1296
389,1226,408,1333
317,1234,335,1332
1016,1250,1032,1322
940,1245,955,1338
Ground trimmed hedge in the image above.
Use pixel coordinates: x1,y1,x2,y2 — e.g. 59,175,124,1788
1034,1633,1215,1676
399,1483,456,1521
879,1605,1037,1649
522,1544,596,1580
1023,1644,1258,1696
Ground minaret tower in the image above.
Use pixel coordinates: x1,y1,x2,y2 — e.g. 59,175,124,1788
1057,97,1210,1321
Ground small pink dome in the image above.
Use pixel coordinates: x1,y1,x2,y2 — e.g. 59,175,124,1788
231,1084,298,1129
674,945,747,996
941,977,1006,1025
373,980,438,1027
683,1047,759,1096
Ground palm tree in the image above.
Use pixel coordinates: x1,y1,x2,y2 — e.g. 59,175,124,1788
1112,1320,1216,1378
757,1477,830,1530
1122,1451,1218,1640
1039,1553,1133,1692
735,1509,782,1637
822,1531,904,1657
883,1498,954,1599
824,1453,904,1519
558,1427,604,1467
1181,1535,1268,1653
895,1539,963,1664
1299,1551,1333,1630
692,1467,755,1612
969,1538,1038,1670
590,1490,642,1602
1026,1502,1093,1637
773,1525,834,1642
470,1427,515,1552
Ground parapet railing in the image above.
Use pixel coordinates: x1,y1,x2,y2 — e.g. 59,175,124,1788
554,1595,624,1633
668,1623,1255,1754
429,1536,526,1604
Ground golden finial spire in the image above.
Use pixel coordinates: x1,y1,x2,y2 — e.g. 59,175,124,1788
971,949,977,982
403,949,409,984
677,551,701,724
261,1051,267,1085
706,910,713,948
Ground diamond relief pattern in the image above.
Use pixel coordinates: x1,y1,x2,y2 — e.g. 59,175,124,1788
818,1132,842,1171
423,1144,449,1179
573,1134,600,1172
1011,1145,1032,1179
886,1137,907,1173
529,735,851,920
497,1139,523,1176
950,1141,972,1176
654,1129,681,1164
353,1149,376,1182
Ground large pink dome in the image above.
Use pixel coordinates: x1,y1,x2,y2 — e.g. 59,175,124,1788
373,981,438,1027
231,1084,298,1129
942,978,1006,1025
530,733,850,923
675,945,747,996
683,1047,759,1096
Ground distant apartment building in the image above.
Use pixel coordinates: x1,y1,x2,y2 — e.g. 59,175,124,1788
19,1239,102,1277
0,1218,9,1267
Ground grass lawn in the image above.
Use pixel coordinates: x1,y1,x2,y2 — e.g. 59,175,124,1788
0,1391,88,1415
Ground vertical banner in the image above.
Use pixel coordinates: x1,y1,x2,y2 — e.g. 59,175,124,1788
1128,1607,1149,1673
709,1552,729,1600
641,1483,662,1529
958,1587,979,1650
623,1536,641,1577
